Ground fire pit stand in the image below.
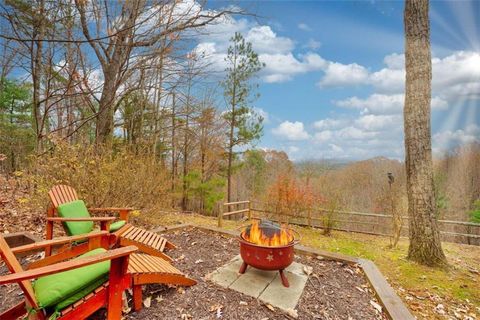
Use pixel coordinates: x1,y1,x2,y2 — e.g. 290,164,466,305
238,224,299,288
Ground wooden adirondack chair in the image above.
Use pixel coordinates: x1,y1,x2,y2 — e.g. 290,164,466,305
0,231,137,320
46,185,175,262
44,185,197,312
16,233,197,314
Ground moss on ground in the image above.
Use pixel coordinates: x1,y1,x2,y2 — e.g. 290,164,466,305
140,211,480,320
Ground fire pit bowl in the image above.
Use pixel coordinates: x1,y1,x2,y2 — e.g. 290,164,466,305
238,220,300,287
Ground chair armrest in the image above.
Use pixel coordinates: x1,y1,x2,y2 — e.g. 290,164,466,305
46,217,116,222
12,231,109,255
0,246,138,285
88,208,134,212
88,208,133,222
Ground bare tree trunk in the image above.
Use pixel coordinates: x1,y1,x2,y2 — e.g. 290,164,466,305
96,68,118,144
227,85,236,203
171,92,177,193
404,0,447,266
31,0,45,152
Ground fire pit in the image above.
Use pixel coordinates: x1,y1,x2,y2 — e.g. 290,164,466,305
239,220,299,287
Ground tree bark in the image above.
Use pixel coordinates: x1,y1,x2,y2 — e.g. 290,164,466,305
404,0,447,266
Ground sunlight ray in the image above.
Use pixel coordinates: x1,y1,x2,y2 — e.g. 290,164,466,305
430,6,469,49
447,1,480,51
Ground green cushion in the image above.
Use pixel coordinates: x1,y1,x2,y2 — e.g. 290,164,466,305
57,200,94,236
33,248,110,309
109,220,126,232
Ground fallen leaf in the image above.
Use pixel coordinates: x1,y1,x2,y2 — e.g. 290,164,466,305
239,301,248,306
303,266,313,276
355,286,365,293
195,259,204,264
286,308,298,318
209,304,223,312
143,296,152,308
370,300,382,313
265,304,275,311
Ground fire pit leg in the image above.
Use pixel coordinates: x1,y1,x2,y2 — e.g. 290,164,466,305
279,269,290,287
239,261,248,274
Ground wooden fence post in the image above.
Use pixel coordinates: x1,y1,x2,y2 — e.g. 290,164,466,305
248,201,252,220
307,208,312,227
218,204,223,228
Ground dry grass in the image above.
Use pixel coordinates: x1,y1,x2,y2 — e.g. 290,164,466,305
141,211,480,320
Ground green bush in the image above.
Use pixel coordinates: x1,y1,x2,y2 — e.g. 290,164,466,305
469,200,480,223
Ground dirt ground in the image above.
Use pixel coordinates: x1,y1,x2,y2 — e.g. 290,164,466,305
1,227,387,319
120,227,387,320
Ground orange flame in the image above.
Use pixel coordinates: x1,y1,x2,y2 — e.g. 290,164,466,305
241,220,294,247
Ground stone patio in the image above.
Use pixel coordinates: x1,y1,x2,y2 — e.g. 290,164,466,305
208,255,309,313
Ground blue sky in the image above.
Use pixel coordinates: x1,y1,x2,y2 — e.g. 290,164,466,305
201,0,480,161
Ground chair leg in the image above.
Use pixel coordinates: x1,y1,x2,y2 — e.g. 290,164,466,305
107,256,128,320
133,285,143,312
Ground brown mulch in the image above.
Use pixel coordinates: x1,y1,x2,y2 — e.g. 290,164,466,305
121,227,387,320
0,225,387,320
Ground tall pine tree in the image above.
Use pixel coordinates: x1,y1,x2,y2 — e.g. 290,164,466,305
222,32,265,202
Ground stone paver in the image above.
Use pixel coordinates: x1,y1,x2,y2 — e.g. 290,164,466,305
210,268,240,287
259,271,308,311
229,267,277,297
209,255,309,312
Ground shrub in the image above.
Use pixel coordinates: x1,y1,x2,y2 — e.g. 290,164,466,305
322,197,339,236
21,142,172,214
469,200,480,223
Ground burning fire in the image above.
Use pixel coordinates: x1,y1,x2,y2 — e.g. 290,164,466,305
241,220,294,247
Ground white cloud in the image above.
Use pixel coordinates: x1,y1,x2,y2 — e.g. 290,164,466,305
304,39,321,50
310,111,405,160
318,62,369,87
298,23,311,31
260,52,326,83
272,121,310,141
322,51,480,102
335,94,403,114
246,26,294,54
433,124,480,155
253,107,269,123
354,114,401,131
383,53,404,69
193,16,328,83
313,118,347,130
369,67,405,93
335,94,448,114
314,130,333,142
288,146,300,153
337,126,378,140
329,144,343,153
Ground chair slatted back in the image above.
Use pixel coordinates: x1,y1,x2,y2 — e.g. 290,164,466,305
49,185,79,209
0,235,40,310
